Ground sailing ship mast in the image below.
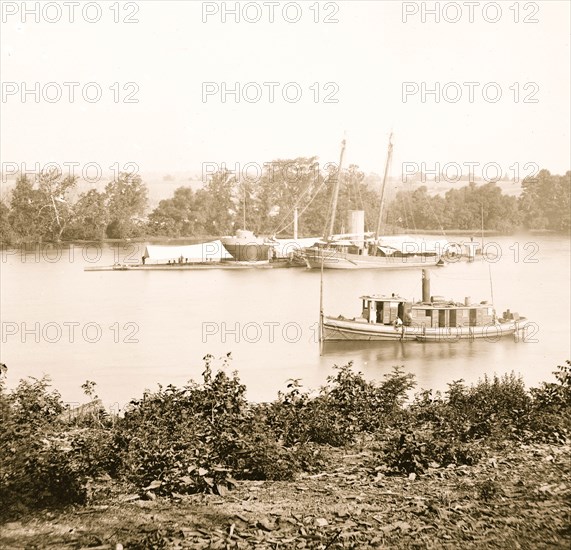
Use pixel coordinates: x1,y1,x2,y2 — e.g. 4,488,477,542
242,182,247,229
374,132,394,239
325,138,347,240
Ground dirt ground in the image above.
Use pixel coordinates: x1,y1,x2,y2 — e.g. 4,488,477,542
1,442,569,549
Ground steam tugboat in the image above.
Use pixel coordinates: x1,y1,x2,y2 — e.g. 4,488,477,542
321,270,528,342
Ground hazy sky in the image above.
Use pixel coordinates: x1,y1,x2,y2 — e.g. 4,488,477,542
1,0,569,184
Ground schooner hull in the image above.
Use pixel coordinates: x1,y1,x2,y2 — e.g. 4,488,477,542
322,317,527,342
304,251,441,270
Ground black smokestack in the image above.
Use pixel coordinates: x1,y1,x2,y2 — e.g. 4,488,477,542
422,269,430,302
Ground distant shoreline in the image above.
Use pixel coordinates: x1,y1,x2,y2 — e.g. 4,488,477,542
2,228,567,248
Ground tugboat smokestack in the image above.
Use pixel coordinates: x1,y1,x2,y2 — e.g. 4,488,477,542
422,269,430,302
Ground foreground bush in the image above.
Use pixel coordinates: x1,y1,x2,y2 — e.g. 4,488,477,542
379,363,571,474
115,355,323,496
266,363,416,447
526,360,571,442
0,376,87,512
0,359,569,517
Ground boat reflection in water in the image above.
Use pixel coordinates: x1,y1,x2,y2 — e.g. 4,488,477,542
320,339,483,361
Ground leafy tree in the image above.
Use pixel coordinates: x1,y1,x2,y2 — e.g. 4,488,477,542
65,189,109,240
8,174,44,240
8,171,77,242
442,183,483,229
257,157,325,236
386,186,446,231
104,172,148,239
147,187,197,237
193,169,236,235
519,170,570,231
386,182,522,232
36,168,77,241
0,201,15,245
478,182,521,232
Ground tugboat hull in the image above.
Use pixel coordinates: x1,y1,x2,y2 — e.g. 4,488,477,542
322,316,528,342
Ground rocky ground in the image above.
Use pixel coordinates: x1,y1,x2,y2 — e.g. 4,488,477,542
1,442,569,549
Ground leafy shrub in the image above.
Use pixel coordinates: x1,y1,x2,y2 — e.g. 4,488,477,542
2,358,568,503
232,423,306,481
0,375,90,514
263,379,316,446
114,356,323,496
69,428,119,479
115,370,244,495
477,479,500,501
407,373,532,444
527,361,571,442
266,363,416,447
24,438,89,507
5,376,65,430
382,429,483,475
321,363,415,436
378,372,535,476
450,373,531,440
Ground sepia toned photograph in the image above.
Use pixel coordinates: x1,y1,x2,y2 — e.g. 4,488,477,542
0,1,569,548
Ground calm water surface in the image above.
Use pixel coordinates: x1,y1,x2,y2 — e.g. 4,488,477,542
1,234,569,409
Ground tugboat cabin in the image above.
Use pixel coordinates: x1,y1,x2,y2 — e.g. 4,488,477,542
360,295,496,329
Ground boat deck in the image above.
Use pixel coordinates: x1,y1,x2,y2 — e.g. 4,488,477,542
84,260,300,272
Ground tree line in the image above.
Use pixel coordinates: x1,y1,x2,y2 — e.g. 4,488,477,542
387,170,570,233
0,169,148,244
0,164,568,245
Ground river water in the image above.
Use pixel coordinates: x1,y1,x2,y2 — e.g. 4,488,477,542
1,234,569,410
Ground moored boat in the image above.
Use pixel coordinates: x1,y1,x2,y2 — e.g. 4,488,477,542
300,136,444,270
321,270,528,342
302,236,443,269
220,229,273,263
83,238,296,271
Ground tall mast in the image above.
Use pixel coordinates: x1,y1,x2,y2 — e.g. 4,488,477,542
325,138,347,240
482,203,494,304
243,183,246,230
293,208,298,239
375,132,394,239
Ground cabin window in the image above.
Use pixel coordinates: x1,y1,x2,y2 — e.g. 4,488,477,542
469,309,477,327
449,310,457,326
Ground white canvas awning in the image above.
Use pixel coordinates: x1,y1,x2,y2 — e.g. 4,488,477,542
377,235,448,255
272,238,320,258
142,240,232,263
